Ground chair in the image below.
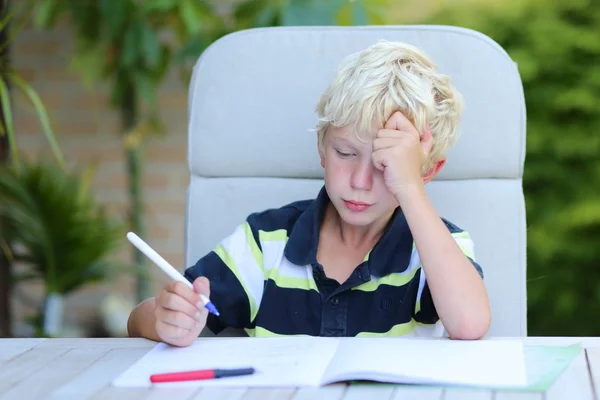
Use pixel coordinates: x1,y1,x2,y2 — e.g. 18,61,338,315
184,26,527,337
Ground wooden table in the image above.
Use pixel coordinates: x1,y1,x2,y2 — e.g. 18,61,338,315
1,337,599,400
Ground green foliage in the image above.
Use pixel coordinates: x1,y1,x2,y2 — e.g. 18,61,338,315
0,159,124,295
426,0,600,335
0,1,65,169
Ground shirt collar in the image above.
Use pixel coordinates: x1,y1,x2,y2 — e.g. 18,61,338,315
284,185,414,277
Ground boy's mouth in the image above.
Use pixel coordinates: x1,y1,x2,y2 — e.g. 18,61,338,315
343,200,372,212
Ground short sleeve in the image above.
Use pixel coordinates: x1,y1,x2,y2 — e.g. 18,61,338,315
413,230,483,325
184,218,265,335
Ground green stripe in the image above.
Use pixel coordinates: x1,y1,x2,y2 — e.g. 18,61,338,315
351,266,420,292
259,229,288,242
214,244,260,322
268,267,318,291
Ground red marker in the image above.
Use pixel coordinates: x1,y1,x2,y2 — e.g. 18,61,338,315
150,367,256,383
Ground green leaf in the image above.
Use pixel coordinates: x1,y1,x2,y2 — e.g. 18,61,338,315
121,22,142,68
0,76,19,170
100,0,128,40
140,23,161,68
149,46,172,83
174,35,210,63
0,5,17,33
69,43,109,87
142,0,177,13
134,72,156,109
282,0,346,26
33,0,63,29
8,73,66,171
179,0,201,34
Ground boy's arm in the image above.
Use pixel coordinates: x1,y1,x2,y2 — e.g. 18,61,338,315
373,111,490,339
399,186,491,340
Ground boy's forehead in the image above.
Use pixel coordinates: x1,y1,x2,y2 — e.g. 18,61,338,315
328,124,379,143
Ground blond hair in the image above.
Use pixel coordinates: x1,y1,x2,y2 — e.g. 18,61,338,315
315,40,464,171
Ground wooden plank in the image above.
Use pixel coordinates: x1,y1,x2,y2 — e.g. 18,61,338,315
391,386,443,400
35,338,155,349
143,387,199,400
90,387,149,400
241,388,296,400
546,349,594,400
49,347,150,399
292,384,346,400
0,339,46,364
191,388,248,400
343,384,395,400
0,347,67,394
0,338,45,349
494,392,544,400
443,389,492,400
585,348,600,399
1,348,108,400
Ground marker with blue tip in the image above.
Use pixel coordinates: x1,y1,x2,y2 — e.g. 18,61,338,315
199,294,220,316
126,232,220,317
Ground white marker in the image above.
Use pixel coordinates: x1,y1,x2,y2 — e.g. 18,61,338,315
126,232,220,316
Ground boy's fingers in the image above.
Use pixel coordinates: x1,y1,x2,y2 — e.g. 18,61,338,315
384,111,417,134
193,277,210,297
165,281,199,307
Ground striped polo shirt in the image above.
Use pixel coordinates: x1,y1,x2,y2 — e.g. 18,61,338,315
184,185,483,337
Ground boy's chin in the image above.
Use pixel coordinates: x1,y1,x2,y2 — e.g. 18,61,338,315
335,208,379,226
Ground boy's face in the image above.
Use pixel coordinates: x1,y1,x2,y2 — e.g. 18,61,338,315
319,125,399,227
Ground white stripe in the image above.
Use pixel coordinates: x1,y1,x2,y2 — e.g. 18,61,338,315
454,237,475,259
278,257,313,280
261,240,285,273
414,321,446,337
220,224,265,308
261,240,313,280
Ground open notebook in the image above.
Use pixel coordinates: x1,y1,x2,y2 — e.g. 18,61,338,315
112,337,529,388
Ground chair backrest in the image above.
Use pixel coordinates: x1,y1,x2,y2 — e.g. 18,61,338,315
185,25,527,337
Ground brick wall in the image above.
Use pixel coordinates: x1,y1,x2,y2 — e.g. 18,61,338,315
11,21,190,337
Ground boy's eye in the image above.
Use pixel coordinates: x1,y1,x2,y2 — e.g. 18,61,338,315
336,149,354,158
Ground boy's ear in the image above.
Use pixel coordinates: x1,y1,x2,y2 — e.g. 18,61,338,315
317,132,325,168
422,159,446,184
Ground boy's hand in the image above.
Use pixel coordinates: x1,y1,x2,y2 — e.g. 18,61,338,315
372,111,433,199
154,277,210,347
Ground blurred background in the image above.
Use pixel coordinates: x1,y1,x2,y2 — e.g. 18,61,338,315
0,0,598,339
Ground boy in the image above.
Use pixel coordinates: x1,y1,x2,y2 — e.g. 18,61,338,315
127,40,491,347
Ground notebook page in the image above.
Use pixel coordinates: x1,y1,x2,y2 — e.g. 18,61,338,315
321,338,527,388
112,337,340,388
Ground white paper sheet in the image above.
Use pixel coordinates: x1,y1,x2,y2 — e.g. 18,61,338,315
112,337,340,388
112,337,528,388
322,338,527,388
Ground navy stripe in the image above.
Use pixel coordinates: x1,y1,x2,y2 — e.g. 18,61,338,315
254,280,321,335
184,251,251,334
346,280,418,335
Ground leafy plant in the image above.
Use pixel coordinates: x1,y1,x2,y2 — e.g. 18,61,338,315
0,0,65,170
425,0,600,335
0,159,124,336
32,0,390,302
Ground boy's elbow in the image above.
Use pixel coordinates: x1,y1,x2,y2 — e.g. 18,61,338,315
447,313,491,340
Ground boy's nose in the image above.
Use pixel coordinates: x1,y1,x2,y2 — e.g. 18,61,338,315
351,162,373,190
